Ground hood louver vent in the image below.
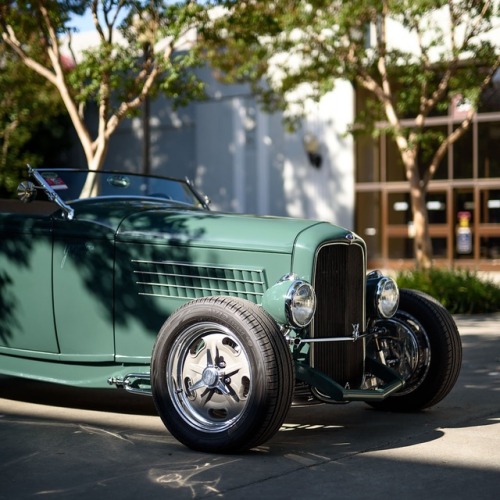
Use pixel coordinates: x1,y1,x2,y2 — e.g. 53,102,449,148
132,260,266,302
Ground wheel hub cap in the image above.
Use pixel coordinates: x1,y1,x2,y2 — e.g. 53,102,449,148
202,366,220,388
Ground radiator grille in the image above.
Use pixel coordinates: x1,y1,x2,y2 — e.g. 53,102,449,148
311,243,365,388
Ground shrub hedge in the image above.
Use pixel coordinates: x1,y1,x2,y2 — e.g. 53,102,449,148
395,268,500,314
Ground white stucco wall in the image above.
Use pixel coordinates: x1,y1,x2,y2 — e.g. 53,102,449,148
93,75,356,229
192,76,355,229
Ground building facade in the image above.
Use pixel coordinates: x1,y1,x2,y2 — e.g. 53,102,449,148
355,85,500,271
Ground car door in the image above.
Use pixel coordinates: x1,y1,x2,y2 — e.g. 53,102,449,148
0,202,58,353
51,215,115,360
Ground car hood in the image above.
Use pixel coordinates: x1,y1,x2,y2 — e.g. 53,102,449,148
115,207,326,254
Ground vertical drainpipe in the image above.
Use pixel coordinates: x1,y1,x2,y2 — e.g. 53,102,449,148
142,42,151,176
257,110,270,216
142,94,151,176
233,98,246,213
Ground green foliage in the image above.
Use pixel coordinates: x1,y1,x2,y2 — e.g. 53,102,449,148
67,1,208,108
1,1,209,171
206,0,500,131
396,268,500,314
0,29,69,197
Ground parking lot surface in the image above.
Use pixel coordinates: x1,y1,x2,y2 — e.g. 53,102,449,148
1,314,499,499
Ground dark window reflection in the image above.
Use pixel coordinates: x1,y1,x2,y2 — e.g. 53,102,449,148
478,123,500,179
453,127,473,179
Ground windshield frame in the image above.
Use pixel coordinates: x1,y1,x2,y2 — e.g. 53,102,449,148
26,167,209,219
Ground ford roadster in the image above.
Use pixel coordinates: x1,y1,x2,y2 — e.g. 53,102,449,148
0,167,462,453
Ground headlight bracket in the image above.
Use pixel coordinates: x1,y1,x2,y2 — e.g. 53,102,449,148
262,274,317,329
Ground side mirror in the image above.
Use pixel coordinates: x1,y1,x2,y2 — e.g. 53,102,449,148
17,181,37,203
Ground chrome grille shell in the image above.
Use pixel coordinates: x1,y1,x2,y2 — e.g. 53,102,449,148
310,242,366,388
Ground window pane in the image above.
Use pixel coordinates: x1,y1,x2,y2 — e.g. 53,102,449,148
427,192,447,224
453,127,473,179
388,237,447,260
481,237,500,259
431,237,447,258
356,134,380,182
388,237,413,259
356,192,381,259
455,189,474,221
388,192,411,224
478,122,500,179
480,189,500,224
386,137,406,182
479,83,500,113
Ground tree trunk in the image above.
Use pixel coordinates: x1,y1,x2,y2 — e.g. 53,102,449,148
407,161,433,269
79,140,109,198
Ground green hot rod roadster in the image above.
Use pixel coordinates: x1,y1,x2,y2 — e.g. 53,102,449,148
0,167,462,453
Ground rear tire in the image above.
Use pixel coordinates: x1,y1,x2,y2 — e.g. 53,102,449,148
151,296,294,453
367,289,462,411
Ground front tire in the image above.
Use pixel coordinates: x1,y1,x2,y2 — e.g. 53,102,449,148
151,296,293,453
367,289,462,411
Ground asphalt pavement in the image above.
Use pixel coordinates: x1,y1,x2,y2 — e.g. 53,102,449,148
1,314,499,499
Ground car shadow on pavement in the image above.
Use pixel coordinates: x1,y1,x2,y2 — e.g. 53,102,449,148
267,329,500,454
0,375,158,415
1,330,500,498
2,329,500,444
1,329,499,453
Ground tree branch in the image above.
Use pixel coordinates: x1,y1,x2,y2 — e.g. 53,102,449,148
1,25,58,85
104,62,161,140
37,2,94,161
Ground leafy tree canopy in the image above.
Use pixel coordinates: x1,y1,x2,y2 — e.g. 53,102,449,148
1,1,209,177
203,0,500,268
204,1,499,125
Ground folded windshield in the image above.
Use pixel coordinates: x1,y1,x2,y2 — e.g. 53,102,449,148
37,169,201,206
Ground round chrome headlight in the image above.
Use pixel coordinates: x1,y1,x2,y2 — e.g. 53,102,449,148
261,275,317,329
376,277,399,318
285,280,317,328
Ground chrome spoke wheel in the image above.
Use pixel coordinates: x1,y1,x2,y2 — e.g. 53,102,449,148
166,322,252,433
372,311,431,396
367,289,462,411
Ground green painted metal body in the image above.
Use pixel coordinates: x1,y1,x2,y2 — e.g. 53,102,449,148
0,194,353,388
